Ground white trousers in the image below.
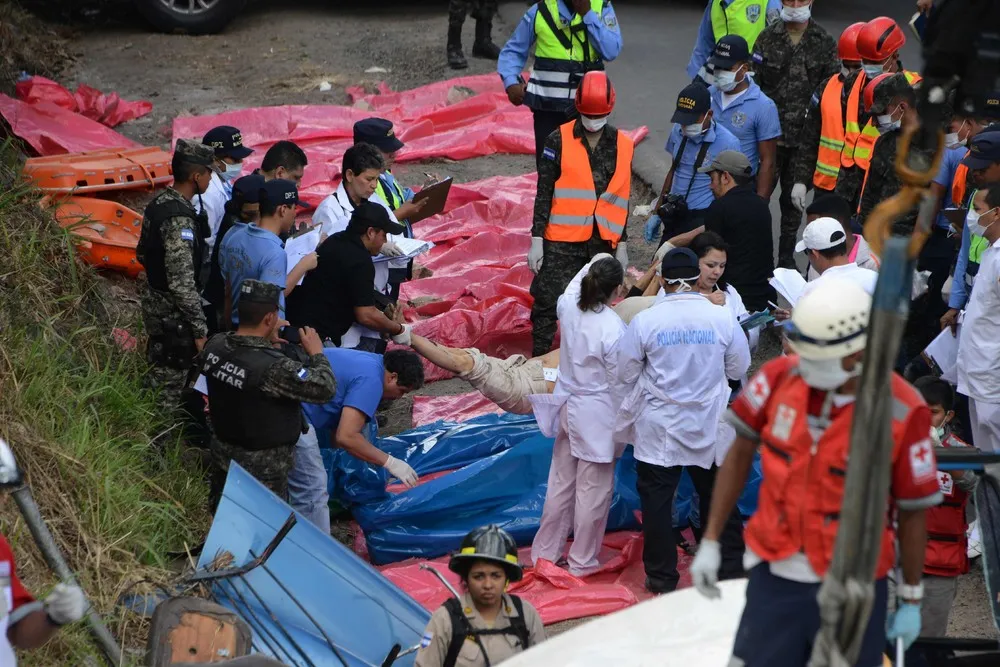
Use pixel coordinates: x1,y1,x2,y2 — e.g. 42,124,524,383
970,399,1000,453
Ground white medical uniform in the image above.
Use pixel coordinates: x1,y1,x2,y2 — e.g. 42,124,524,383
530,254,626,575
713,284,758,463
195,171,231,251
802,262,878,297
957,242,1000,453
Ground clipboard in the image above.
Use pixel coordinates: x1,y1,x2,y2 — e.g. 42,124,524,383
909,11,927,42
942,207,968,230
407,177,452,224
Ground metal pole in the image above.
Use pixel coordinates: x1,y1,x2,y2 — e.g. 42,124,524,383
11,485,123,666
419,564,462,600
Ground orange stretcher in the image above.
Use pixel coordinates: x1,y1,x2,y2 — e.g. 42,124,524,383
44,196,144,278
24,146,173,195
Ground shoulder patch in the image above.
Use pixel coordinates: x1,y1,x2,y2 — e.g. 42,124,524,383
751,52,764,66
909,438,936,484
542,147,557,161
180,228,195,242
604,13,617,28
809,92,820,106
420,632,433,648
296,368,309,381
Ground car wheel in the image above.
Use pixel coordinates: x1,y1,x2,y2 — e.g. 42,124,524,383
133,0,248,34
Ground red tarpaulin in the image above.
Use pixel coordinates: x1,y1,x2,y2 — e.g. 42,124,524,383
15,76,153,127
0,95,139,155
411,392,505,428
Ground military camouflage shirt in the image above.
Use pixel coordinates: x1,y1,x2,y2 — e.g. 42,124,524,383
793,69,866,187
858,129,935,235
533,120,629,242
139,187,209,339
752,19,839,150
208,333,336,403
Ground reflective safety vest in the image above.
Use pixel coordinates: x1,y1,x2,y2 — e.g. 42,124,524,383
843,70,922,171
376,173,405,211
966,228,988,288
546,121,633,248
924,433,971,577
525,0,606,113
710,0,770,52
814,74,847,190
952,161,969,209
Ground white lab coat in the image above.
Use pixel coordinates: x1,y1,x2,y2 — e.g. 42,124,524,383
802,262,878,297
616,291,751,469
195,171,230,251
958,243,1000,403
532,254,626,463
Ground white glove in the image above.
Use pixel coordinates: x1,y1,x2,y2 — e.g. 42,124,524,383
381,241,404,258
528,237,544,274
45,583,87,625
653,240,676,264
690,539,722,600
384,455,418,488
790,183,808,212
391,324,412,346
614,243,629,271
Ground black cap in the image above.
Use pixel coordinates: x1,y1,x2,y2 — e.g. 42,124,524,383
661,247,701,281
708,35,750,70
202,125,254,159
671,83,711,125
347,201,406,235
239,279,281,306
982,91,1000,120
353,118,404,153
260,179,305,208
962,130,1000,170
232,174,266,203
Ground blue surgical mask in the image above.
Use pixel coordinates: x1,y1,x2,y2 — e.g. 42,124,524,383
224,162,243,182
863,63,885,79
714,68,741,92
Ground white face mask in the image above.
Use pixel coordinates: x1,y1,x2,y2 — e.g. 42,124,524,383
877,106,902,134
863,63,886,79
665,278,694,293
581,115,608,133
683,121,707,138
934,425,947,440
223,162,243,182
840,65,854,78
714,67,742,93
944,132,965,150
780,5,811,22
798,357,861,391
967,207,999,237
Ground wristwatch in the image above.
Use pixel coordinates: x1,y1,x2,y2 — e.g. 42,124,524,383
899,582,924,603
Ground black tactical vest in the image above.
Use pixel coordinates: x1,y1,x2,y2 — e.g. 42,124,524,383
202,335,304,450
138,193,208,292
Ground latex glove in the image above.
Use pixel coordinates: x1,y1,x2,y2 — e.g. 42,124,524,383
381,241,404,258
614,243,629,271
528,237,544,274
45,583,87,625
690,539,722,599
790,183,808,212
644,214,662,243
384,455,418,488
886,601,922,650
391,324,412,346
653,240,676,264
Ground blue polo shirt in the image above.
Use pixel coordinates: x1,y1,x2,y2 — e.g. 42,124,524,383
933,146,969,230
218,223,287,324
709,79,782,174
303,349,384,434
665,120,742,211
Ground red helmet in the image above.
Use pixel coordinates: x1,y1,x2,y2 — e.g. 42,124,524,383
838,22,865,63
575,71,616,117
863,73,893,112
857,17,906,62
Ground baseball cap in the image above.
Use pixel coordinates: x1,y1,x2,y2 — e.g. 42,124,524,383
260,179,305,208
962,130,1000,170
708,35,750,70
660,247,701,281
232,174,266,203
202,125,254,159
173,138,216,168
795,217,847,253
239,279,281,307
347,201,406,235
698,149,752,176
671,83,711,125
353,118,405,153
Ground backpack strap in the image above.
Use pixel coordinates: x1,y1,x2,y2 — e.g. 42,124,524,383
506,594,532,651
442,598,471,667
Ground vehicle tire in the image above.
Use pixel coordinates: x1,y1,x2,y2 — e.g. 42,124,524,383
133,0,248,35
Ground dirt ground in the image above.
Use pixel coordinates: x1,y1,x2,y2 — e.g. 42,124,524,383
51,0,997,645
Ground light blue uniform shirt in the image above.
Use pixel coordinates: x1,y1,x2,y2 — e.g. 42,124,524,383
949,222,974,310
709,78,781,174
933,146,968,230
665,120,742,211
303,349,384,433
497,0,623,90
218,223,286,324
686,0,782,80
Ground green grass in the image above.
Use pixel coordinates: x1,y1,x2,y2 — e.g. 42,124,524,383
0,138,209,664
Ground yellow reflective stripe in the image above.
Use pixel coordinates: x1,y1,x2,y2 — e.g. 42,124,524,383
845,121,860,133
460,547,476,554
819,138,845,150
505,554,518,564
815,163,840,177
971,233,988,264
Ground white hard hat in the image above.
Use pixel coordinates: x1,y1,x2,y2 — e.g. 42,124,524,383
785,279,871,361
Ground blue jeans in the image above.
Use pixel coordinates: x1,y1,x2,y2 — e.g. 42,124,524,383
287,425,330,534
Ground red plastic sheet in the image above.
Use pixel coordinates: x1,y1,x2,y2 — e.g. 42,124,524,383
380,532,694,625
15,76,153,128
411,392,505,428
0,95,139,155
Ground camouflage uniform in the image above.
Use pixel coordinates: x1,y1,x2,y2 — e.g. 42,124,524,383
752,18,839,267
530,120,627,357
448,0,497,27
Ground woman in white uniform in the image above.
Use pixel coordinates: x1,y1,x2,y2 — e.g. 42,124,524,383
690,231,760,358
530,254,626,577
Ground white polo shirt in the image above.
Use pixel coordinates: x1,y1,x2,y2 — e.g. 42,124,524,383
958,242,1000,402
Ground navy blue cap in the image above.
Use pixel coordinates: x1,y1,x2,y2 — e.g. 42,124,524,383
260,178,305,208
353,118,404,153
661,247,701,281
232,174,266,203
671,83,711,125
708,35,750,70
347,201,406,235
202,125,254,159
962,130,1000,170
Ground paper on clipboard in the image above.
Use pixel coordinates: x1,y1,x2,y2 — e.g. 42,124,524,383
407,177,452,223
284,226,323,285
769,268,807,307
373,236,434,263
194,374,208,396
924,324,961,380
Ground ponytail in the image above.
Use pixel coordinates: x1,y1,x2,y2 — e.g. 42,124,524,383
577,257,624,312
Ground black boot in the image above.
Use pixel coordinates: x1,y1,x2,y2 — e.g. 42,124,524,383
447,25,468,70
472,17,501,59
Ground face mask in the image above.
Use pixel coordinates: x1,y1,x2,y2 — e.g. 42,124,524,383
840,65,854,78
665,278,694,293
934,425,947,440
714,68,741,92
797,357,860,391
877,106,902,133
967,207,999,237
943,132,965,149
581,115,608,133
683,121,707,139
863,63,886,78
780,5,811,22
223,162,243,182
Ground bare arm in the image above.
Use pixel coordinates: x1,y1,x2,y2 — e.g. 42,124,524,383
897,508,928,587
410,334,474,375
354,305,405,336
703,435,757,541
666,225,706,248
335,407,389,466
756,139,778,198
8,611,58,650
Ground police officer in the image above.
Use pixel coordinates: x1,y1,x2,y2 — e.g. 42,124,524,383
200,125,254,253
202,280,335,504
447,0,501,70
137,139,216,420
528,71,633,357
497,0,622,167
686,0,781,85
751,2,840,268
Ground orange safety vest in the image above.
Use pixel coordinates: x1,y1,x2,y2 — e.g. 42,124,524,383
843,70,923,172
546,121,633,248
953,160,970,207
814,74,847,190
924,433,971,578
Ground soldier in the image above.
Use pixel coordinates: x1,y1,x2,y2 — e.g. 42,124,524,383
201,280,335,505
751,2,840,269
447,0,500,70
137,138,216,422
